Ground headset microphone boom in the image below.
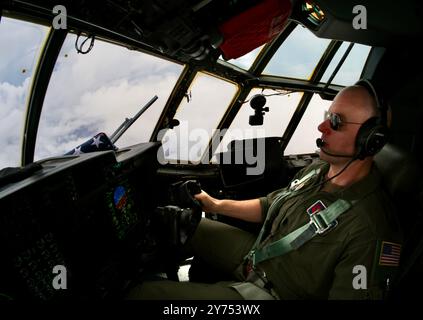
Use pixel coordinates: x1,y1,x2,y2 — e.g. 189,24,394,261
316,138,357,159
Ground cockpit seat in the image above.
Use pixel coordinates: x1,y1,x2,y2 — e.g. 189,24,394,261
374,143,423,299
374,143,421,234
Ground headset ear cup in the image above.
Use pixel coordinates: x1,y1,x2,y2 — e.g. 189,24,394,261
356,117,388,159
354,78,390,159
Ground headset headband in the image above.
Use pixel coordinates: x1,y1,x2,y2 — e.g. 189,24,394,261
355,78,387,127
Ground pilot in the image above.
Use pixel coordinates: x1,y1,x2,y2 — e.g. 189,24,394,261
127,79,403,300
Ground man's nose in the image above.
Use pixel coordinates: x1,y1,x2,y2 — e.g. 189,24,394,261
318,119,331,134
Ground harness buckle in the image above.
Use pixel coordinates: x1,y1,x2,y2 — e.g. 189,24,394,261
309,212,333,234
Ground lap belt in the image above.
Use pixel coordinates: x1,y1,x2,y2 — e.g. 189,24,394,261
231,281,276,300
230,261,279,300
231,267,279,300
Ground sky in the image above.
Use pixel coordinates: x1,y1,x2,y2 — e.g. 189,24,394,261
0,17,184,168
35,35,183,160
0,17,370,169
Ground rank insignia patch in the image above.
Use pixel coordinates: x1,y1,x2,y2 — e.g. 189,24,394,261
307,200,326,216
379,241,401,267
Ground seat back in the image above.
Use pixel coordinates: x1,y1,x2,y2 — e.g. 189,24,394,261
374,143,421,234
217,136,288,196
374,143,423,299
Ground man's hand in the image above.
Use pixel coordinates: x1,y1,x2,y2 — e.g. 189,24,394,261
194,191,263,223
194,190,220,213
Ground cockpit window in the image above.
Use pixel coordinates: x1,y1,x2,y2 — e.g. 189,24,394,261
262,24,331,79
285,93,331,155
0,17,49,169
212,88,303,159
219,45,264,70
161,72,238,164
320,42,371,86
34,34,183,161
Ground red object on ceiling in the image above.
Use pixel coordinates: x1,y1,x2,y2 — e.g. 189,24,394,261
218,0,292,60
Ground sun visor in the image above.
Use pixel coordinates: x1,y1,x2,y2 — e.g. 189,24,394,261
218,0,292,60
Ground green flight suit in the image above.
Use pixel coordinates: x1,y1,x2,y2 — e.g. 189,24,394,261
251,160,403,299
128,160,402,300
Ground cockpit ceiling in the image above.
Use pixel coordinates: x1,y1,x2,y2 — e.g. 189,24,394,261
2,0,423,64
310,0,423,46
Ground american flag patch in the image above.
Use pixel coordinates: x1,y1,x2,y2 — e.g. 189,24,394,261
379,241,401,267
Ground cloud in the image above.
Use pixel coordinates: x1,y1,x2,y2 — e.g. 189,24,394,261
34,35,183,160
1,20,242,168
0,18,364,170
0,78,32,168
263,25,331,79
0,18,47,86
224,45,263,70
0,19,184,169
0,18,48,169
162,73,239,162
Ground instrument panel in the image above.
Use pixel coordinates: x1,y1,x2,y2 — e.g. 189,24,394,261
0,142,161,300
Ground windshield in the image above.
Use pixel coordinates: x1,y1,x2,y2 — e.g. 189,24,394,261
263,24,331,80
161,72,238,164
34,33,184,160
0,17,49,169
1,16,373,168
212,88,303,159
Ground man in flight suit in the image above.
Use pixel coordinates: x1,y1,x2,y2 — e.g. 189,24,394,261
128,80,403,299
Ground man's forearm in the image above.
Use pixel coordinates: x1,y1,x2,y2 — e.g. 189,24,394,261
214,198,262,223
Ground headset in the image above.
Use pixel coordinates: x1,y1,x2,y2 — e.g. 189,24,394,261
309,79,390,193
316,78,389,160
354,79,390,160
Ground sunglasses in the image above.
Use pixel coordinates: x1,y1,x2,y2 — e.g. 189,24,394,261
327,112,363,130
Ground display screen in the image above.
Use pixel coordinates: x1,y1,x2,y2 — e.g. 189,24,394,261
108,183,138,240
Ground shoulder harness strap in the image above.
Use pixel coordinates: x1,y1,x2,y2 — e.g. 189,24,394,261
251,199,355,266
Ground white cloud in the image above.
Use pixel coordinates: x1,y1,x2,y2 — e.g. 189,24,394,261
0,18,47,85
0,17,348,171
0,19,184,169
34,36,183,160
225,45,264,70
0,78,31,168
